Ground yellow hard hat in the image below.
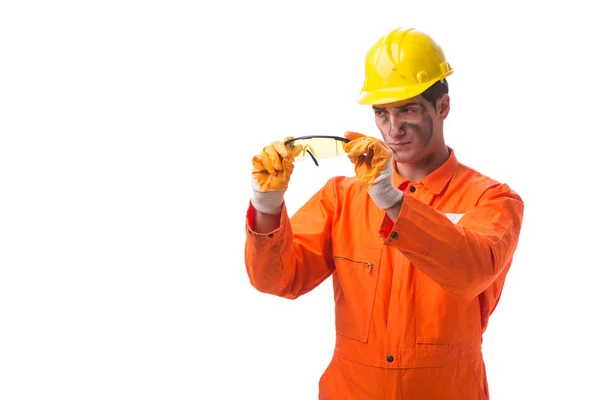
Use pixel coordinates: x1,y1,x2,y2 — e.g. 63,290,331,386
357,27,453,105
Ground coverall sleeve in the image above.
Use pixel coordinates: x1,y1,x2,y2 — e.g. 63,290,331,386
380,183,524,299
244,178,338,299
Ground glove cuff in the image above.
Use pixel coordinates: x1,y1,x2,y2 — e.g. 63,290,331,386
250,177,285,214
368,167,403,210
368,182,403,210
251,190,285,214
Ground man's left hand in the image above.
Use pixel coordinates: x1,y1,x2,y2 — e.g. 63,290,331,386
343,131,403,210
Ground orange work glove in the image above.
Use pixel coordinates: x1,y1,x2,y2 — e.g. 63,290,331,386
343,131,403,210
250,137,302,214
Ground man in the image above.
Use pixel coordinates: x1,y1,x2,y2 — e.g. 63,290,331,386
244,26,524,400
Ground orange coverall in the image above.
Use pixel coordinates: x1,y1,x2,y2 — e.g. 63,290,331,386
245,148,524,399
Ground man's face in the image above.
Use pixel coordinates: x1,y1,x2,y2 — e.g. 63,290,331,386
372,94,449,164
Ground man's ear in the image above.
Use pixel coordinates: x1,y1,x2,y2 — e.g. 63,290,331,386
437,94,450,120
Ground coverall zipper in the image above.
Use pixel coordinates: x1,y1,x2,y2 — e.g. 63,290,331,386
333,255,373,273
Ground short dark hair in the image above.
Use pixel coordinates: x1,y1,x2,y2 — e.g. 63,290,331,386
421,79,449,109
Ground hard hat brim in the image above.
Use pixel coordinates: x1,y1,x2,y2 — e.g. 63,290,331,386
357,81,438,105
357,68,453,105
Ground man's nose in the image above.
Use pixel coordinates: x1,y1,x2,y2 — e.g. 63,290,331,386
388,116,407,137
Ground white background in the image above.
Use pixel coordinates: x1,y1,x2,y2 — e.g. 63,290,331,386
1,1,599,399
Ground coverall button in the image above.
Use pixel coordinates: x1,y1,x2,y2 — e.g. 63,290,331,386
386,355,394,362
268,233,274,238
409,185,416,193
248,229,252,235
390,231,398,239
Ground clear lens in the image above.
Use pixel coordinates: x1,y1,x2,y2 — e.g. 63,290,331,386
286,136,348,162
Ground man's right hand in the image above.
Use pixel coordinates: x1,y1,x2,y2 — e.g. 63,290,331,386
250,137,302,215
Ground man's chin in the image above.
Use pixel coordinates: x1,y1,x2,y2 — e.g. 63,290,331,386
392,152,418,164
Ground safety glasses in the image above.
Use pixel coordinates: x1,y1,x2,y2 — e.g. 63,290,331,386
284,135,350,166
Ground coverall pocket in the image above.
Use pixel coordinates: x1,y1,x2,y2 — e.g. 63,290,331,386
332,246,382,343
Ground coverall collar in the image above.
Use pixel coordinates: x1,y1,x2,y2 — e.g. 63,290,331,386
392,146,458,194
